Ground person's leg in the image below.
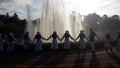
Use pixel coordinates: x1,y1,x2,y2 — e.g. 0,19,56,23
91,41,95,53
110,47,113,52
117,39,120,50
108,41,113,52
79,48,82,54
83,49,86,55
105,47,108,52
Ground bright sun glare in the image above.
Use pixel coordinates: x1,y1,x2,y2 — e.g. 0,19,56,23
65,0,109,15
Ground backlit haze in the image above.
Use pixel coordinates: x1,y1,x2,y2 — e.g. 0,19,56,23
0,0,120,19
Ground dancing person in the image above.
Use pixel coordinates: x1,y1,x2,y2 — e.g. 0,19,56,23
61,30,75,49
104,32,113,52
89,28,99,53
116,31,120,50
23,32,31,50
32,32,47,52
76,30,88,54
7,32,17,51
0,33,3,51
47,31,61,50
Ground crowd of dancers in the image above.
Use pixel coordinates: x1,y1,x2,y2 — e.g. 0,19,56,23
0,28,120,53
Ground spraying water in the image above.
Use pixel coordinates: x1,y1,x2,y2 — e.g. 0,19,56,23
39,0,72,38
26,5,36,39
26,0,83,42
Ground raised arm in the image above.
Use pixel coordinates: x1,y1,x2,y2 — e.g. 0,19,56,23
61,34,65,41
13,35,18,42
75,34,80,40
57,35,61,41
29,38,32,42
47,35,52,40
41,35,47,40
85,35,89,41
70,35,75,41
95,33,99,39
32,36,36,42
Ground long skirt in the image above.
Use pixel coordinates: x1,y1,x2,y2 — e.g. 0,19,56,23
64,38,70,49
79,39,86,49
51,39,59,50
24,40,30,50
117,39,120,49
7,41,14,51
105,40,112,48
90,41,95,51
0,41,3,51
35,39,42,51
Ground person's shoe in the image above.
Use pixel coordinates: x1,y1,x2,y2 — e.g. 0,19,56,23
105,49,108,52
111,48,113,53
116,48,118,50
92,51,95,54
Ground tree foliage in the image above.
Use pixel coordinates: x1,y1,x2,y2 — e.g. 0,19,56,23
0,13,26,38
82,13,120,38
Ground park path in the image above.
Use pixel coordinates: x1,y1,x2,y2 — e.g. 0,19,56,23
0,49,120,68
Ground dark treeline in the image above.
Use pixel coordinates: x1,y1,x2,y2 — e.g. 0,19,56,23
0,12,120,39
0,13,26,38
81,13,120,38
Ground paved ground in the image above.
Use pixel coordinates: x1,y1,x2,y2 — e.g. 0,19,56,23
0,49,120,68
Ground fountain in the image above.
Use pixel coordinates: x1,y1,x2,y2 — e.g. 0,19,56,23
39,0,72,38
26,0,83,42
26,5,37,39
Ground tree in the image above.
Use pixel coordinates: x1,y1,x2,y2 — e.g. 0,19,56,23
112,15,119,20
5,12,10,24
84,13,100,30
0,21,5,30
13,13,18,20
102,15,108,19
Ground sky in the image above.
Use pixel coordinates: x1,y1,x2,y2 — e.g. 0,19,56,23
0,0,120,20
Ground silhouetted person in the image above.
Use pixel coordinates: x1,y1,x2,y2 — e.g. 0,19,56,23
61,30,75,49
76,30,88,54
33,32,47,51
116,31,120,50
47,31,61,50
0,33,3,51
105,32,113,52
89,28,99,53
23,32,31,50
7,32,17,51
